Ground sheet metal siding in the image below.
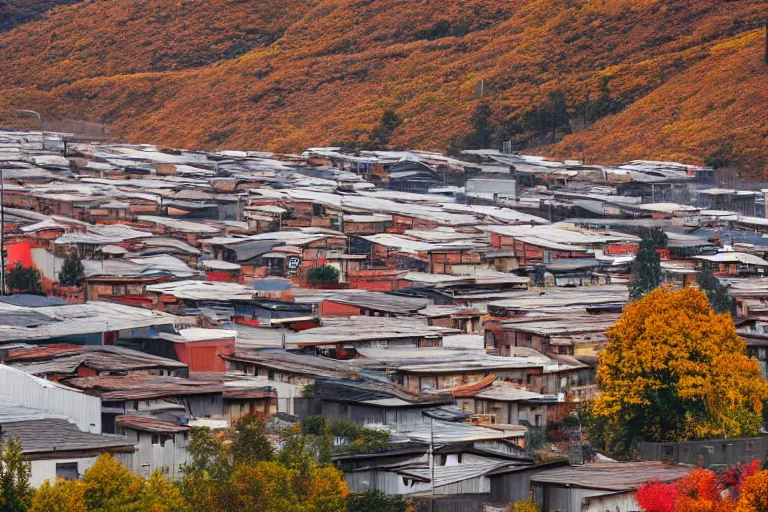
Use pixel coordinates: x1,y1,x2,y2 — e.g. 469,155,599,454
132,431,189,479
584,492,641,512
412,495,490,512
637,437,768,467
0,365,101,433
435,475,490,495
346,470,403,494
490,464,565,504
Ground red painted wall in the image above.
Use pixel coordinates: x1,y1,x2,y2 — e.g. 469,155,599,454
173,338,235,373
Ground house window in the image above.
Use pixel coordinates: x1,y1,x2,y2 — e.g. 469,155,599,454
56,462,79,480
152,434,172,447
101,413,117,434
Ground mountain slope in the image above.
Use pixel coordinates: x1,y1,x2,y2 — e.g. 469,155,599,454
0,0,765,173
0,0,80,32
551,31,768,175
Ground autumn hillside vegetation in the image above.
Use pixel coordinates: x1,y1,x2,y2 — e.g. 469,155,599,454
0,0,80,32
0,0,766,174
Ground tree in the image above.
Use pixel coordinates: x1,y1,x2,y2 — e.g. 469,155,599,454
136,472,191,512
463,102,495,149
367,109,402,149
230,461,348,512
31,479,88,512
0,437,33,512
231,414,274,466
591,287,767,453
348,490,412,512
629,228,668,300
307,265,340,285
697,266,732,314
735,470,768,512
636,469,724,512
81,453,142,512
180,428,236,512
635,479,678,512
6,262,43,295
58,252,85,287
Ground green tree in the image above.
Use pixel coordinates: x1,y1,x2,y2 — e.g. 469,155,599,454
307,265,340,285
231,414,274,466
180,428,235,512
58,252,85,287
463,102,495,149
348,490,411,512
696,266,732,314
367,109,402,149
0,437,33,512
6,262,43,295
136,471,191,512
629,228,668,300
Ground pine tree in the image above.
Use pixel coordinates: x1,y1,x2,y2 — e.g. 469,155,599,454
629,228,668,300
59,252,85,287
696,266,732,314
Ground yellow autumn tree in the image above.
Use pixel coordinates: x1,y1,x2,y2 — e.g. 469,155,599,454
591,287,766,453
231,461,348,512
30,478,88,512
735,470,768,512
81,453,143,512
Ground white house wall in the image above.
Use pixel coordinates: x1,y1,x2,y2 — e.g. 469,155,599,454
0,365,101,433
29,456,100,487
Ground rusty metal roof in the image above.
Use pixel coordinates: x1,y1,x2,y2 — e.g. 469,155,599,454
64,374,226,400
116,415,191,433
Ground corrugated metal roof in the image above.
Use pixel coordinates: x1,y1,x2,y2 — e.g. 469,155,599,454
530,461,691,491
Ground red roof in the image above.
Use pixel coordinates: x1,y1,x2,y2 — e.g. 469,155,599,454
6,344,84,362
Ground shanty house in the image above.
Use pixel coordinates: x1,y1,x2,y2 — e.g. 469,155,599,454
116,415,191,479
529,462,692,512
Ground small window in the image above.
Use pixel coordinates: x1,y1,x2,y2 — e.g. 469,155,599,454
56,462,79,480
152,434,160,445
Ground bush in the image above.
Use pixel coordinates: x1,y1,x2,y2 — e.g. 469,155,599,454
6,262,43,294
348,490,411,512
307,265,340,285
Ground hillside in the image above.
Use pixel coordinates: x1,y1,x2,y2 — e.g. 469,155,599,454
0,0,80,32
0,0,766,173
551,31,768,174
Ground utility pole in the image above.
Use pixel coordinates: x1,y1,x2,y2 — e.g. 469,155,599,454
430,415,435,497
